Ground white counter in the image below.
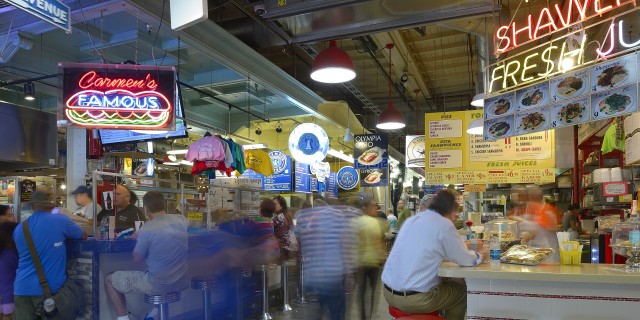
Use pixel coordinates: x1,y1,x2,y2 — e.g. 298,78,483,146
438,262,640,284
438,262,640,320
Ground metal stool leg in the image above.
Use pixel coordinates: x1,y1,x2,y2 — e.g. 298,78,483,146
158,303,169,320
298,257,308,304
282,264,293,312
260,266,272,320
202,287,212,320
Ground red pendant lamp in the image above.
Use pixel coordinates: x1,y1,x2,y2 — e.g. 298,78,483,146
377,44,406,130
310,40,356,83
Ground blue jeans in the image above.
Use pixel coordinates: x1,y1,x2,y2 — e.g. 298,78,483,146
312,281,346,320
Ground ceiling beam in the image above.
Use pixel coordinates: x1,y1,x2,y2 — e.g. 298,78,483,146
262,0,372,19
289,4,501,44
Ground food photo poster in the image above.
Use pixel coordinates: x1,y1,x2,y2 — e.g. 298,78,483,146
353,133,389,170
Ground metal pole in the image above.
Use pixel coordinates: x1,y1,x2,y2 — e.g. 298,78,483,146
260,266,272,320
298,257,308,304
158,304,169,320
282,264,293,311
203,288,212,320
92,171,98,236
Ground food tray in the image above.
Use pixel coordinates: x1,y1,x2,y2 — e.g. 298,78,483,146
500,245,554,266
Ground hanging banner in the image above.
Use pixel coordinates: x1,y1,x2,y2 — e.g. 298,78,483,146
6,0,71,33
354,133,389,170
405,135,425,168
59,63,176,130
264,151,292,192
425,110,555,185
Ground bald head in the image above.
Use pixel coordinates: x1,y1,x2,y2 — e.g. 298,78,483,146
115,185,131,210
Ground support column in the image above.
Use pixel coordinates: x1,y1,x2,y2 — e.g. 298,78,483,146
66,128,87,212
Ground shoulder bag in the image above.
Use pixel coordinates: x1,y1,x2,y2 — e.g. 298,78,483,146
23,220,86,319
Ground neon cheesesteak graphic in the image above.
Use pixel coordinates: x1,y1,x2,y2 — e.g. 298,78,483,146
65,71,172,129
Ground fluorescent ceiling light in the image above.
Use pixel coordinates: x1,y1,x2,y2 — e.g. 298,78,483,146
179,160,193,166
467,118,484,135
471,93,485,107
328,148,354,163
243,143,268,150
147,141,154,154
166,149,188,155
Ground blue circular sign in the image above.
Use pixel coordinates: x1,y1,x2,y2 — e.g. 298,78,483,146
269,150,287,174
298,133,320,156
337,166,359,190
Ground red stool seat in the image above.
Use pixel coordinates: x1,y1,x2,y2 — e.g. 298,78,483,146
388,306,442,319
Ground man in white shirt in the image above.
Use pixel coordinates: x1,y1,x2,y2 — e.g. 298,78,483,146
71,186,102,222
381,189,488,320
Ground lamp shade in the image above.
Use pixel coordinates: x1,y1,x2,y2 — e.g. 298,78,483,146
344,127,354,142
471,93,485,107
467,118,484,135
376,102,406,130
310,40,356,83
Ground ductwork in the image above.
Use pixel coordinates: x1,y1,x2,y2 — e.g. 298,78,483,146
219,18,288,48
0,32,33,64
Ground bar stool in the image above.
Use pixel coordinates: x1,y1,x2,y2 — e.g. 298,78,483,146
144,292,181,320
258,264,276,320
191,277,217,320
280,259,296,312
298,256,308,304
389,306,443,320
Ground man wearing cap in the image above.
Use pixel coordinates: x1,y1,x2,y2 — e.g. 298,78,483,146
71,185,102,222
12,190,86,319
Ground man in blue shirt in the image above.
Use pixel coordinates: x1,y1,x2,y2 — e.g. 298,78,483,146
13,190,85,320
105,191,189,320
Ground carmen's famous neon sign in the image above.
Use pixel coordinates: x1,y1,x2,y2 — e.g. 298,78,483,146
496,0,633,53
64,70,173,129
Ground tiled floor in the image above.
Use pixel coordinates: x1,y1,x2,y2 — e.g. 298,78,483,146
270,283,389,320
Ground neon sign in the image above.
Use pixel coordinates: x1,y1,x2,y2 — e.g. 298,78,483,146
60,63,176,130
496,0,633,53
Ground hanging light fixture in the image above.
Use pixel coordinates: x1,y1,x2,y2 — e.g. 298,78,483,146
344,103,354,142
467,118,484,135
377,43,405,130
471,93,485,107
310,40,356,83
24,82,35,101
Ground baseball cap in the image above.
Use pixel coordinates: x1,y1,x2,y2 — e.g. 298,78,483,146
30,190,54,205
71,186,91,195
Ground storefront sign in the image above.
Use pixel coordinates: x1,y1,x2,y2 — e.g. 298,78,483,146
264,151,292,192
60,63,176,130
294,161,312,193
425,111,555,185
288,123,329,165
405,135,425,168
239,169,265,190
354,133,389,170
7,0,70,33
490,1,639,93
360,168,388,187
603,182,629,197
337,166,359,190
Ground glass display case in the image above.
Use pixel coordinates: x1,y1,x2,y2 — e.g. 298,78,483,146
484,218,520,242
610,216,640,271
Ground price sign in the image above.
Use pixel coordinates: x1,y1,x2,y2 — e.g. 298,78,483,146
603,182,628,197
465,184,487,192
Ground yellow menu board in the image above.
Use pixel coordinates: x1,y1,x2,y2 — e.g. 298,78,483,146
425,111,555,184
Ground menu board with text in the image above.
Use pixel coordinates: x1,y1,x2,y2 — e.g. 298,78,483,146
295,162,312,193
425,110,555,185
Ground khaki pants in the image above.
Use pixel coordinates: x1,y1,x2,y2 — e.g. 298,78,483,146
383,280,467,320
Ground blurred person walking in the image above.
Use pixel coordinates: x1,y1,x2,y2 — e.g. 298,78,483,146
0,206,15,223
355,198,387,320
0,222,18,320
396,199,411,229
295,199,357,320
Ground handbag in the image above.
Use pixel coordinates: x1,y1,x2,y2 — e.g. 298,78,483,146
23,220,86,319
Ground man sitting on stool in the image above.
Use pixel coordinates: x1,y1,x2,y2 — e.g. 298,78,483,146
105,191,189,320
382,189,488,320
